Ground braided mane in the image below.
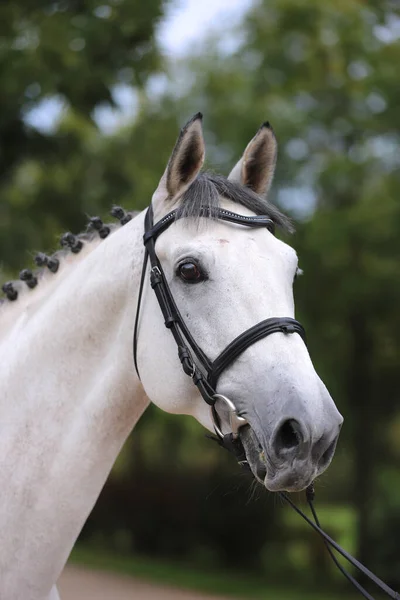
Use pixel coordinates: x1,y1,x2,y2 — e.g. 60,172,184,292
0,207,138,308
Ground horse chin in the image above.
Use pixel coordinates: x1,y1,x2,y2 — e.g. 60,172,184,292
238,425,269,483
263,470,316,493
239,425,315,493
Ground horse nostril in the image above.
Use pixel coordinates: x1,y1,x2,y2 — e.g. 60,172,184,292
316,434,339,469
273,419,304,456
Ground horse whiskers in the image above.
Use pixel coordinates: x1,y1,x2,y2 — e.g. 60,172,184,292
246,478,261,505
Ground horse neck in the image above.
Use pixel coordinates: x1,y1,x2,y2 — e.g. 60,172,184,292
0,210,150,599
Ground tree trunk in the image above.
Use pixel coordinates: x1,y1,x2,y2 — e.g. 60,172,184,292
348,310,375,570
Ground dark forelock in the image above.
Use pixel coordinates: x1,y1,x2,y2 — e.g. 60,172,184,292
175,173,293,232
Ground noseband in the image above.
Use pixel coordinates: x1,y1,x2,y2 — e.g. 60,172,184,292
133,204,306,446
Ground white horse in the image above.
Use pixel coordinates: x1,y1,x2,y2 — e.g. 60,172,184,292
0,114,343,600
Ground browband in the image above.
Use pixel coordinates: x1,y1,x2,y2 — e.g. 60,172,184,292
143,206,275,244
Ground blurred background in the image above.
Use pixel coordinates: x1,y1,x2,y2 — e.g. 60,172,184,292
1,0,399,598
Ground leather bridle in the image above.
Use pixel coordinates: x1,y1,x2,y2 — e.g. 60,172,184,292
132,202,399,600
133,203,306,449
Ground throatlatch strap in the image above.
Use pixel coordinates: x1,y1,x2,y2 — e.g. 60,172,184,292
133,247,149,379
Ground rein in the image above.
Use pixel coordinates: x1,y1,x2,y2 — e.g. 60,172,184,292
281,487,400,600
133,203,399,600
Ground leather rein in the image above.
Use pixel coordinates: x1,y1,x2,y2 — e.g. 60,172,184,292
133,203,399,600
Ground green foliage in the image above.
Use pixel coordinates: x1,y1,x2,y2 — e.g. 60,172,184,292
0,0,165,269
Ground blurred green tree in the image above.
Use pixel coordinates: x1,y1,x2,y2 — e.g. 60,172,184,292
0,0,165,269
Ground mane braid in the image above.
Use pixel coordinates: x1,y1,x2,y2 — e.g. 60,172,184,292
0,208,138,306
176,173,294,233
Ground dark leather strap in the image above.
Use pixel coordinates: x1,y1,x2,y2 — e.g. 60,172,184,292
134,207,212,385
281,490,400,600
143,206,275,245
208,317,306,388
133,247,149,379
146,209,213,369
141,206,216,404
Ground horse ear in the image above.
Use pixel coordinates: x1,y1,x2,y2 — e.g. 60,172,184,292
152,113,205,207
228,122,277,196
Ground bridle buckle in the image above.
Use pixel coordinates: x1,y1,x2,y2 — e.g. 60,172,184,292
188,360,196,379
150,265,162,288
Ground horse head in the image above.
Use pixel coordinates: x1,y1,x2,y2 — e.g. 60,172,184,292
135,114,343,492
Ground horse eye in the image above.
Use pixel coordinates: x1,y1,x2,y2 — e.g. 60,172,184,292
178,261,203,283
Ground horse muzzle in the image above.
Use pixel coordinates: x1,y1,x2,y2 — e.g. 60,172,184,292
238,415,342,492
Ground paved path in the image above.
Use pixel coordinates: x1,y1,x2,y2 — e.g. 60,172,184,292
58,565,232,600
